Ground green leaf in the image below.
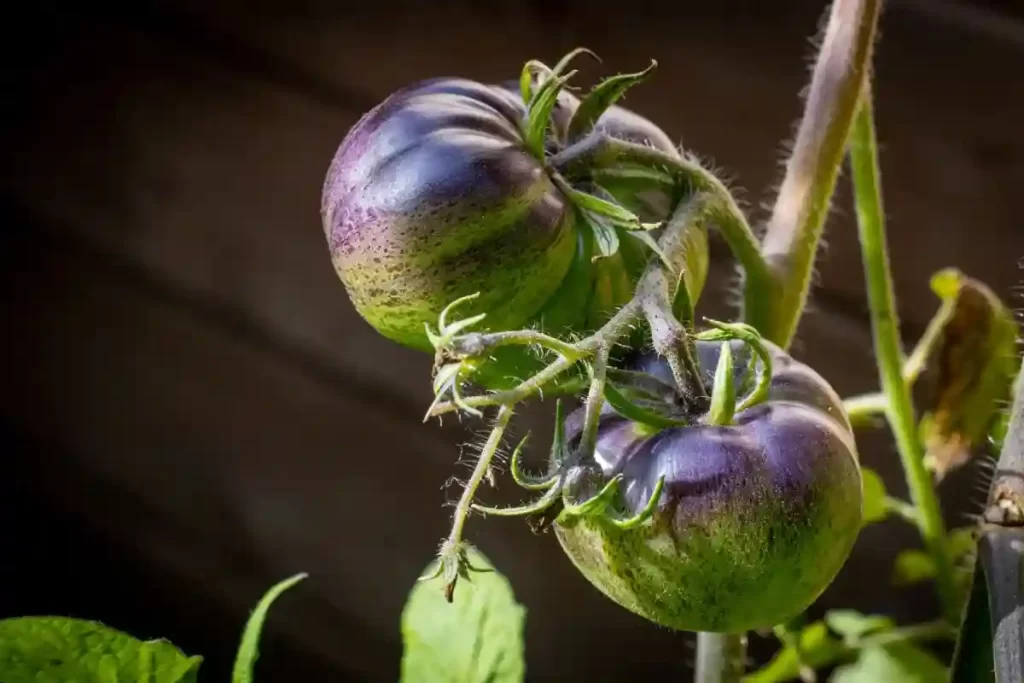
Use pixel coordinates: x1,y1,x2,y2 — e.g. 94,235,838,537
830,643,948,682
824,610,894,644
232,573,308,683
0,617,202,682
918,268,1020,479
566,61,658,142
892,550,936,586
401,547,526,683
743,622,845,683
860,467,888,524
604,381,687,429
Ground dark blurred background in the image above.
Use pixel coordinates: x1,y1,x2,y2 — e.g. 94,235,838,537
1,1,1022,680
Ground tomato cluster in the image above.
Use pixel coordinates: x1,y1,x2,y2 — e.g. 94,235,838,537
321,57,863,635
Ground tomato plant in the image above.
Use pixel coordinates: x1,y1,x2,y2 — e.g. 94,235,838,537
364,0,1021,681
6,1,1020,681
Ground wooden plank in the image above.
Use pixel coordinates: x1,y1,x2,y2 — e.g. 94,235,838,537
1,217,960,679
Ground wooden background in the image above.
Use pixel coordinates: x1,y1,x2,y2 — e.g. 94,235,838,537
2,1,1022,680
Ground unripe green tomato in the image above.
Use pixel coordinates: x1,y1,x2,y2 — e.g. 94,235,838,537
555,340,863,632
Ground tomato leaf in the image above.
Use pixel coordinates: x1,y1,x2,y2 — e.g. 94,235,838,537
830,643,948,682
0,617,202,682
824,610,894,644
401,547,526,683
742,622,845,683
232,573,307,683
918,268,1019,479
892,550,936,586
567,61,658,143
604,381,688,429
860,467,888,524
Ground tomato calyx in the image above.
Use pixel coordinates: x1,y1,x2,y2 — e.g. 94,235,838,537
514,49,668,265
453,321,775,535
422,188,740,601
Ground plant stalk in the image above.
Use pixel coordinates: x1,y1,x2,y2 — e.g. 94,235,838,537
695,632,747,683
848,84,959,623
751,0,882,348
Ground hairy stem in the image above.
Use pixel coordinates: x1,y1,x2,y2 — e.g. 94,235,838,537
578,349,610,459
551,136,773,321
695,632,746,683
428,301,641,416
849,85,958,623
751,0,882,348
843,391,888,427
428,193,712,417
440,403,514,599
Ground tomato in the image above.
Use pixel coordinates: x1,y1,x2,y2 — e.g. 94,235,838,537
322,78,576,353
321,73,699,389
554,339,862,632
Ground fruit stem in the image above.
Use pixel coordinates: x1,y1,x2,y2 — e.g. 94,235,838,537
748,0,882,349
427,193,712,417
551,135,773,325
578,349,610,459
695,632,747,683
428,300,641,416
848,82,959,624
439,403,515,600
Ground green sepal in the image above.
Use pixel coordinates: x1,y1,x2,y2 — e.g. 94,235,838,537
708,342,737,425
519,48,596,103
567,60,658,143
604,381,688,429
584,211,620,259
524,70,577,158
564,184,643,230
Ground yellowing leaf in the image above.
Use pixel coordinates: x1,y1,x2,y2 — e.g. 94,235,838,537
919,268,1019,479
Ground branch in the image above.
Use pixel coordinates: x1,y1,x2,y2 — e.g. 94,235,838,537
848,83,959,622
750,0,883,348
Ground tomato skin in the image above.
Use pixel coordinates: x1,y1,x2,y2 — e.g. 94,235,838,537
322,78,577,353
554,340,862,633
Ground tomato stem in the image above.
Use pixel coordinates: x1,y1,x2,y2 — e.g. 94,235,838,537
749,0,882,349
439,403,515,601
695,632,747,683
849,81,959,624
551,134,773,325
426,193,712,418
